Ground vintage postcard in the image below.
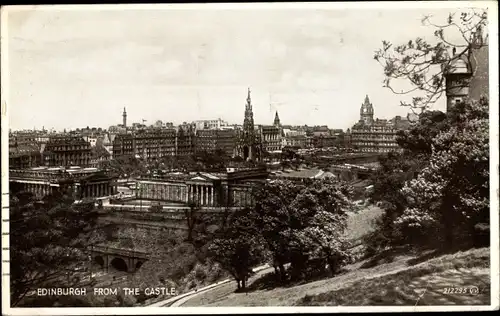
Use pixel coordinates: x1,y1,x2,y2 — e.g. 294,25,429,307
1,1,498,314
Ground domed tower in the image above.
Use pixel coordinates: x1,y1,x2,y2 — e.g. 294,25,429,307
360,95,374,124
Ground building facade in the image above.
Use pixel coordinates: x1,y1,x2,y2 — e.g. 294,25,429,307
9,143,42,169
194,118,229,130
136,167,268,208
134,129,177,160
43,135,92,167
195,129,237,157
10,166,118,200
112,133,135,158
350,96,411,153
258,124,282,153
176,125,196,157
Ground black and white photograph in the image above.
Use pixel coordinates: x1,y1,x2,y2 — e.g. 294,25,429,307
1,1,498,314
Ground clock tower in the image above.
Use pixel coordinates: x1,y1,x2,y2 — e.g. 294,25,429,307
360,95,374,125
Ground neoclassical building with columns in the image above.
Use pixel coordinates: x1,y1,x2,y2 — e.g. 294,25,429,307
10,166,118,200
135,167,269,208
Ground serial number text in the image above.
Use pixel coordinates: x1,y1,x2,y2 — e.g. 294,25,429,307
443,286,479,295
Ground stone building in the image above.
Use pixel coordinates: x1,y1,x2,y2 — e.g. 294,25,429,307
194,118,229,130
135,167,268,208
258,124,282,153
9,143,42,169
42,135,92,167
112,133,134,158
175,125,196,157
112,125,197,160
195,129,218,153
444,26,489,110
258,110,282,153
195,129,237,157
134,129,177,160
10,166,118,200
350,95,411,153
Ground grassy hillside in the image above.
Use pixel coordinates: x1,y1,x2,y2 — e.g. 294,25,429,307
345,204,384,243
181,247,490,306
297,247,490,306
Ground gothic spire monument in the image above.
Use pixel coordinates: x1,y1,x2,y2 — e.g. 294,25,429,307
243,88,255,136
238,88,261,161
360,95,374,124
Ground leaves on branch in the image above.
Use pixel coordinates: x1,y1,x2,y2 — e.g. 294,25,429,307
374,9,488,111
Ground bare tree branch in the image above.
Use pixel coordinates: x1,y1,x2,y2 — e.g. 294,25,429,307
374,9,488,112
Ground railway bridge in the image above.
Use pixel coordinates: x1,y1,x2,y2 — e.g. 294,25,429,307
91,245,150,273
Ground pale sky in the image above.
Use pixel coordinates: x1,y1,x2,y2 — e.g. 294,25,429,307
5,4,475,131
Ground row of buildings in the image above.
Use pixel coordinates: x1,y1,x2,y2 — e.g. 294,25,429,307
8,93,412,169
9,27,489,215
11,25,488,169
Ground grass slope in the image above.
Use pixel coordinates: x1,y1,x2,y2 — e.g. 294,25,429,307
297,247,490,306
182,247,490,306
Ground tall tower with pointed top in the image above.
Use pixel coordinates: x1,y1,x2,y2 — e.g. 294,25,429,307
360,95,374,124
273,110,281,127
239,88,260,161
122,107,127,127
243,88,255,135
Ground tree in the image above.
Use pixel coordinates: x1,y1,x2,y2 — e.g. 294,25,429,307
101,155,146,178
208,208,267,290
183,201,220,248
366,151,426,251
184,202,202,243
396,98,489,249
396,110,449,155
374,9,488,112
286,179,353,279
250,180,305,281
10,191,103,306
247,179,353,282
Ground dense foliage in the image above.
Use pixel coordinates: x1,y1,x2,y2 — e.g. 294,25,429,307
209,178,354,289
208,208,268,290
396,98,489,249
10,191,103,306
368,98,489,251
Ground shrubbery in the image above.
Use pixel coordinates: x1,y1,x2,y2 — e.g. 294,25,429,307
367,98,490,253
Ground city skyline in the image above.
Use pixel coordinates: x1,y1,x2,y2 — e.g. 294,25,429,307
5,5,471,131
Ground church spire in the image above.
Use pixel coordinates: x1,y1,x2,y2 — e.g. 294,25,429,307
273,110,281,127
